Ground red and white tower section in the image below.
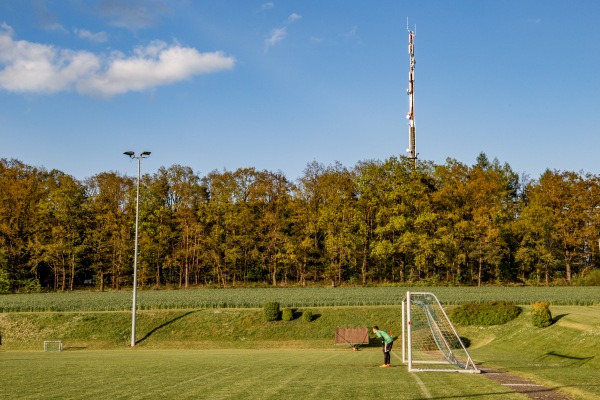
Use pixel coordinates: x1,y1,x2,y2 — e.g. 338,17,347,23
406,23,417,166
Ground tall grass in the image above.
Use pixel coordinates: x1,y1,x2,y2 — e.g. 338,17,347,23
1,286,598,312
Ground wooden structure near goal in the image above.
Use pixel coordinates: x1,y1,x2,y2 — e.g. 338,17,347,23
334,326,369,350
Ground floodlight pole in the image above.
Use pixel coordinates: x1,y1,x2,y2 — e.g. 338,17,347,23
124,151,151,347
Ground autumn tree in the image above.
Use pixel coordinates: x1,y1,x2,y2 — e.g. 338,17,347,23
466,153,518,285
0,159,47,291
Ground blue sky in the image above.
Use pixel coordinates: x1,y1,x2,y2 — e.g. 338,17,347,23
1,0,599,182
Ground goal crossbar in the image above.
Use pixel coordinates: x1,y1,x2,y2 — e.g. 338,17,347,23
402,291,479,373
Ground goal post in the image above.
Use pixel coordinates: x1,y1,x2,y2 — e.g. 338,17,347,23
402,291,479,373
44,340,63,352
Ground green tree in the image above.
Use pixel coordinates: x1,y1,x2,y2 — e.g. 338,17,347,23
353,160,382,284
37,171,88,290
250,170,293,286
137,170,176,288
370,157,423,283
519,170,600,284
293,161,327,285
85,172,134,291
162,165,204,288
316,162,359,286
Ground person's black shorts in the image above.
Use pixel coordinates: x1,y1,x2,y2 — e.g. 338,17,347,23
383,341,393,353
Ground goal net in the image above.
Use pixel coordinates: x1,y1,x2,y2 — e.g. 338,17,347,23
401,292,479,373
44,340,63,352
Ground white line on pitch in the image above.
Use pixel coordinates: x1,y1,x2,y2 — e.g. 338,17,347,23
391,351,433,400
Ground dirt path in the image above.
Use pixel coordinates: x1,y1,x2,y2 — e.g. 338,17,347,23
480,368,572,400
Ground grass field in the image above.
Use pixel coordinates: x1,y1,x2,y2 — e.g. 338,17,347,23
0,349,531,400
465,306,600,400
1,289,599,399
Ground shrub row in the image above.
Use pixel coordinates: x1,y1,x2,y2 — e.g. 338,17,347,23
449,301,522,326
263,302,314,322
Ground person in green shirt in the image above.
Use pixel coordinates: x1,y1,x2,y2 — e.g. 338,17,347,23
372,326,393,367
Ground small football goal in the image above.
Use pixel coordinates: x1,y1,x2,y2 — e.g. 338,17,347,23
44,340,63,352
401,291,479,373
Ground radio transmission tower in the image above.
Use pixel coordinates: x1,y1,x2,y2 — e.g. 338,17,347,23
406,20,417,167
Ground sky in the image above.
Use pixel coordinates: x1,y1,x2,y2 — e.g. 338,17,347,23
1,0,599,182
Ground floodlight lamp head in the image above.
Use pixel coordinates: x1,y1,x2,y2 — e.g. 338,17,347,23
123,151,135,157
141,151,151,157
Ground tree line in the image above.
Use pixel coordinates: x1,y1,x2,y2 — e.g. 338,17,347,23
1,153,599,293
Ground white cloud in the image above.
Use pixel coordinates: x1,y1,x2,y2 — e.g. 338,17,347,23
263,12,301,52
79,41,235,96
344,26,358,39
288,13,302,23
264,27,286,52
342,26,362,45
75,28,109,43
0,25,235,97
261,2,274,11
0,25,99,93
45,22,68,34
0,22,14,36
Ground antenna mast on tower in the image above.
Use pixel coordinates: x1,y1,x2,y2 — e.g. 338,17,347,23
406,18,417,168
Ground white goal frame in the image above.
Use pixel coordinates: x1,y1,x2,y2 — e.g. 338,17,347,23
401,291,479,373
44,340,62,352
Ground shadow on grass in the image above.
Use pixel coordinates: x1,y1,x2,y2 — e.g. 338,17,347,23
535,351,595,367
136,311,197,345
63,346,88,351
420,387,573,399
553,313,569,323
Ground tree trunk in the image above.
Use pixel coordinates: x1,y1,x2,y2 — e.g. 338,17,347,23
70,252,75,291
565,250,572,284
478,256,483,287
99,271,105,292
361,239,368,284
184,225,189,288
155,261,161,289
61,257,66,292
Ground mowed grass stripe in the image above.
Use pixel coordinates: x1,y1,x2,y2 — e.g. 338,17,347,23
257,351,341,399
0,349,524,400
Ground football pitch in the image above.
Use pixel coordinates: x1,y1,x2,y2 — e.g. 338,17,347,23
0,348,529,399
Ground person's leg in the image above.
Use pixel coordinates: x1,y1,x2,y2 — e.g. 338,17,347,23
384,342,393,365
